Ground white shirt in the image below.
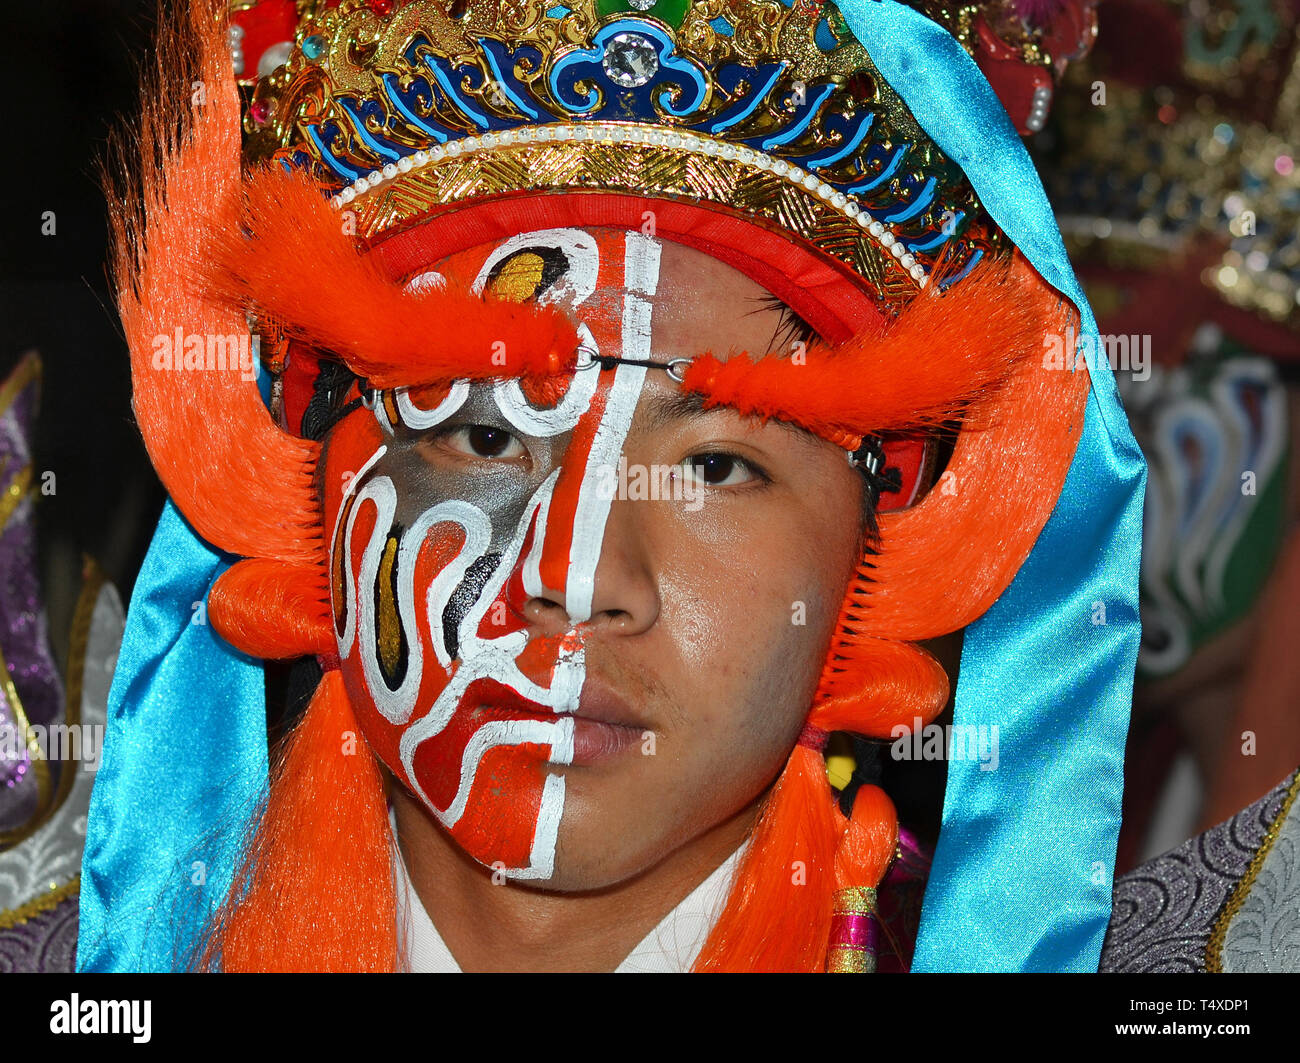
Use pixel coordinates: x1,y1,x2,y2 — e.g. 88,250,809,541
391,826,745,972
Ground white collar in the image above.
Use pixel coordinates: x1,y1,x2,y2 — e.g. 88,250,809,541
391,822,745,973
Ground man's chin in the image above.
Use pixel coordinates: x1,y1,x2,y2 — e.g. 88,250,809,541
496,853,656,895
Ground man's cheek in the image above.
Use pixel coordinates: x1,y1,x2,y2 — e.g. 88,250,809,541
320,413,386,524
334,515,464,781
331,473,566,876
413,736,551,868
725,581,832,725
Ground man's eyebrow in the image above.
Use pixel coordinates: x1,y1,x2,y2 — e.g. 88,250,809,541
636,384,821,445
637,388,709,433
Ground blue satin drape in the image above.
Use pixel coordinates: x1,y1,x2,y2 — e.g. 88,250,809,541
76,507,268,971
837,0,1146,971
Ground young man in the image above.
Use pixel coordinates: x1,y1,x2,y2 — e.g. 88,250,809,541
76,0,1145,972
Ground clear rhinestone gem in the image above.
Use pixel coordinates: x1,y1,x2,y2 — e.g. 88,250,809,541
602,32,659,88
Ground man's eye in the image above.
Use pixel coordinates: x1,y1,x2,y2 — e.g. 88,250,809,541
679,452,758,487
442,425,527,460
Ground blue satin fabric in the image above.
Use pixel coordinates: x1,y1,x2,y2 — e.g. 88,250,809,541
76,502,268,971
837,0,1146,970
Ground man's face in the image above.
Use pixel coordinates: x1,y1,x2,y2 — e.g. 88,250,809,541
320,227,866,890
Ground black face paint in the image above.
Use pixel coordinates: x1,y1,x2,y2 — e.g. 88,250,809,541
442,552,502,660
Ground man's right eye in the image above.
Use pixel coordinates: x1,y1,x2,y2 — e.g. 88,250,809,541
439,425,528,461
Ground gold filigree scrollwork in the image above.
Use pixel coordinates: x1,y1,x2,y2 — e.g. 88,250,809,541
678,0,788,65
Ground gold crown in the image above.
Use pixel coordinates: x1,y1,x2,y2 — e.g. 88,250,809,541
244,0,1007,315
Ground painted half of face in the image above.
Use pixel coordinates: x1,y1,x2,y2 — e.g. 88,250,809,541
321,226,867,888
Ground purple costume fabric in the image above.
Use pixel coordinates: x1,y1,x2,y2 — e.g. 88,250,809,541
0,894,79,972
877,826,931,973
1100,769,1298,972
0,355,65,831
0,354,76,972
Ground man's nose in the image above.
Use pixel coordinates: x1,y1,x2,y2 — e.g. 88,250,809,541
579,489,660,634
516,475,659,638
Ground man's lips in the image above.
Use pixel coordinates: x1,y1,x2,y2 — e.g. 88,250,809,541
467,678,650,764
570,677,649,763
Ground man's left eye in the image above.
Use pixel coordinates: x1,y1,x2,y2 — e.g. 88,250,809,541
442,425,527,460
679,452,757,487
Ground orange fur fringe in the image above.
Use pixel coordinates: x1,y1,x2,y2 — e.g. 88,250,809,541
867,256,1091,640
679,257,1036,437
107,0,323,565
204,166,582,389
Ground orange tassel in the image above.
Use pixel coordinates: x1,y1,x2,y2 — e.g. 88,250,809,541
693,743,844,972
209,559,333,659
208,669,398,972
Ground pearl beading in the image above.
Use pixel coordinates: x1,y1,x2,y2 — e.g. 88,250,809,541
329,121,929,287
1025,85,1052,134
228,24,246,79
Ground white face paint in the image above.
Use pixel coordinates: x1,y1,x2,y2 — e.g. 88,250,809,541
327,229,663,878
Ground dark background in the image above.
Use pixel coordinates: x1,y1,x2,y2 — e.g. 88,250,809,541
2,1,167,666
